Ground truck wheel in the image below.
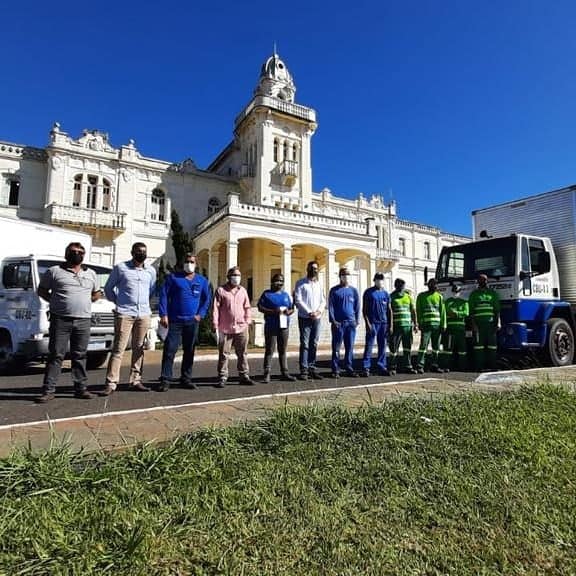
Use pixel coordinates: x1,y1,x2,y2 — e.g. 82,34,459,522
546,318,575,367
0,331,15,373
86,351,109,370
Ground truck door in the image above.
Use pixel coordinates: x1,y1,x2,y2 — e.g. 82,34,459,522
0,259,39,350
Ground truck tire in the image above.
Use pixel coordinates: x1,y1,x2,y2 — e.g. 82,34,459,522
546,318,575,367
86,351,109,370
0,331,16,374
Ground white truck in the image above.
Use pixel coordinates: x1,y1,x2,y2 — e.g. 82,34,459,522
434,186,576,366
0,216,116,371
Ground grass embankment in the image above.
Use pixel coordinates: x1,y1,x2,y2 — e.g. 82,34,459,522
1,385,575,575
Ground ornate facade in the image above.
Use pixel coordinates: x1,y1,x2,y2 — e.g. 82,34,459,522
0,52,469,341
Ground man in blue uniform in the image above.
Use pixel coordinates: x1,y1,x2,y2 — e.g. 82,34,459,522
329,267,360,378
157,253,211,391
361,272,391,377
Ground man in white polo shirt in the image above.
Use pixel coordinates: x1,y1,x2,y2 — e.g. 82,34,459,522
294,261,326,381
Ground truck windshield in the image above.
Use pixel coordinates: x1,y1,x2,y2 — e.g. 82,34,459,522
37,260,111,295
436,237,517,281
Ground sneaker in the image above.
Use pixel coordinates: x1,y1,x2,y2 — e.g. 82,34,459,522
330,372,340,379
97,385,115,397
416,367,425,375
297,373,309,381
157,381,170,392
215,378,227,388
263,372,271,384
345,370,358,378
360,370,370,378
281,373,297,382
240,376,256,385
309,371,324,381
35,392,55,404
74,390,95,400
130,383,150,392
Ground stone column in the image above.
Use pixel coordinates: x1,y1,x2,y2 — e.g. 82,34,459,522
208,246,220,289
282,245,292,292
326,250,337,294
226,240,238,271
368,256,377,285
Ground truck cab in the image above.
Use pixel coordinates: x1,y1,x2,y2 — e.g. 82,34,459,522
435,234,574,366
0,254,116,371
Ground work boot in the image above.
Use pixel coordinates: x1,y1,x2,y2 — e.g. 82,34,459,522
98,385,115,397
309,370,323,380
131,383,150,392
281,373,297,382
35,391,55,404
240,376,256,385
416,366,425,375
74,390,95,400
215,378,227,388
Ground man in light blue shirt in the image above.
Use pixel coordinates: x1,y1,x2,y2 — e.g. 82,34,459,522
101,242,157,395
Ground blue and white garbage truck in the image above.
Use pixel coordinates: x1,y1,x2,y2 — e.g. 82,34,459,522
435,185,576,366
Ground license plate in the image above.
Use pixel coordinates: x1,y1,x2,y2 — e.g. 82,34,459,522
88,341,107,351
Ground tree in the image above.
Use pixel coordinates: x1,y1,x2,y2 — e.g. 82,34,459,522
170,209,193,265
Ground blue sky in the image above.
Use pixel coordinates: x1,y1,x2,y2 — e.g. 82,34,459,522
2,0,576,236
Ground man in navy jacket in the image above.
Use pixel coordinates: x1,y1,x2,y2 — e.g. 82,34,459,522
158,253,211,391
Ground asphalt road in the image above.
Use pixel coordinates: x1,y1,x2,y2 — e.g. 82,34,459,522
0,351,480,427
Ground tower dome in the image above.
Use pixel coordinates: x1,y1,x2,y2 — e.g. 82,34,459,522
255,52,296,102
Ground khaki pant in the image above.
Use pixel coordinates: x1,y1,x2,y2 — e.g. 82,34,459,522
106,314,151,389
217,330,249,380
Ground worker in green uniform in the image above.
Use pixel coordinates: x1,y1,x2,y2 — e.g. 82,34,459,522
416,278,446,374
389,278,417,375
439,284,469,372
468,273,500,371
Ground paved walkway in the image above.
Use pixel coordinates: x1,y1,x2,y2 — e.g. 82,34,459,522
1,363,575,458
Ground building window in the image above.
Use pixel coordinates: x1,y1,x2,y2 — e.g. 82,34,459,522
399,238,406,257
293,143,298,163
73,175,82,207
86,175,97,209
283,140,289,161
424,241,431,260
273,139,279,163
151,188,166,222
8,179,20,206
208,197,221,215
102,179,111,211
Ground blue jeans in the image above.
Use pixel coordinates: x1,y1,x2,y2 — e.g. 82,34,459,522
331,321,357,374
160,320,199,384
298,317,321,374
362,322,388,371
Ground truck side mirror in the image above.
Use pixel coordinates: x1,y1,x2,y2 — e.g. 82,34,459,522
538,252,551,275
519,270,531,281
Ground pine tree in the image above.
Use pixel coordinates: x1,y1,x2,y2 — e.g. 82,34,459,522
170,209,193,265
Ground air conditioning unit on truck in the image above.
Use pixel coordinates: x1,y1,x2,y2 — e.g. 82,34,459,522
0,216,116,371
435,186,576,367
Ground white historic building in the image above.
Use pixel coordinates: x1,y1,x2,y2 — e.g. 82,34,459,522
0,52,469,341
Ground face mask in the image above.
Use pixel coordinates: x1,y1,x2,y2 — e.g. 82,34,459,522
133,252,147,263
67,252,84,266
229,275,241,286
375,280,385,289
272,282,284,291
183,263,196,274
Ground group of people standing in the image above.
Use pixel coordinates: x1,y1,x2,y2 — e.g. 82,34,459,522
34,244,501,403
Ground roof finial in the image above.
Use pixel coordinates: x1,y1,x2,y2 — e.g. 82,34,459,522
273,41,278,56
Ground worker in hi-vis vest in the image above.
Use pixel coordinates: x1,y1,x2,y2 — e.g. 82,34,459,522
468,273,500,371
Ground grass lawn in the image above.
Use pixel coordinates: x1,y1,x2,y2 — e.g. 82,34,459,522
1,385,575,575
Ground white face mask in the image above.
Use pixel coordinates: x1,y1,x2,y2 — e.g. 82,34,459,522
183,262,196,274
229,275,241,286
375,280,385,289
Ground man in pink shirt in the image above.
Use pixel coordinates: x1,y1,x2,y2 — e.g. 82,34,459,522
212,266,254,387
